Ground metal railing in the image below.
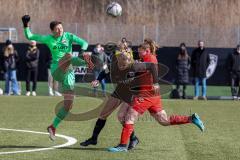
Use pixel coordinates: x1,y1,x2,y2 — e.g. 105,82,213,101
2,22,240,48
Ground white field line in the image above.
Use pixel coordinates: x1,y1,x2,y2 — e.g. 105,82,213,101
0,128,77,155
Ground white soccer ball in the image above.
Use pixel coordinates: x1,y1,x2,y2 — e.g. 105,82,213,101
106,2,122,17
0,88,3,95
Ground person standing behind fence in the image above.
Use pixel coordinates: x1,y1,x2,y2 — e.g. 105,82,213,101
175,43,191,99
191,40,210,100
25,40,39,96
3,40,20,95
228,45,240,100
91,44,108,96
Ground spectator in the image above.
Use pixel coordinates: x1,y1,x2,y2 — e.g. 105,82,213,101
3,40,20,95
121,37,133,53
91,43,108,96
0,47,4,78
25,40,40,96
175,43,191,99
228,45,240,100
46,52,62,96
191,40,210,100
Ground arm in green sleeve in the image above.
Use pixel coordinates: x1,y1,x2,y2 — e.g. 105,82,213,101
72,34,88,50
24,27,48,43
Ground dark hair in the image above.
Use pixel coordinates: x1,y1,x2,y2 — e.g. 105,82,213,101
236,45,240,50
121,37,127,43
95,43,102,47
178,42,189,60
5,39,12,46
180,43,186,47
198,40,204,44
50,21,62,30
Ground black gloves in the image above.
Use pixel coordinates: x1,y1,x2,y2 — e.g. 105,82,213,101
22,15,30,27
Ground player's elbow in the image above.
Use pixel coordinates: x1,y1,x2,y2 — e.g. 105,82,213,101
82,43,88,50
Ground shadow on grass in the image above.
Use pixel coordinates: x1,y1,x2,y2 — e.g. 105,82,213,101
58,147,107,152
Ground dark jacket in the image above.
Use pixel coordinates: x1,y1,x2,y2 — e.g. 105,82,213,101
228,51,240,73
91,48,108,71
0,53,4,73
46,52,52,69
191,48,210,78
176,56,191,84
3,51,19,71
26,47,40,69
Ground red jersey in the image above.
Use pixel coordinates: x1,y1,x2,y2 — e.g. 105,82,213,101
132,54,159,97
141,54,158,64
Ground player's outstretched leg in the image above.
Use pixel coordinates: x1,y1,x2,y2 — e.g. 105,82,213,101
191,113,205,132
152,110,205,132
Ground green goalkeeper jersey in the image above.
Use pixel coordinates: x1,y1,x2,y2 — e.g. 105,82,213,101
24,27,88,65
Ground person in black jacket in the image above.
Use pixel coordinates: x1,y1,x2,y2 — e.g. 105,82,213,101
175,43,191,99
3,40,20,95
25,41,40,96
228,45,240,100
191,40,210,100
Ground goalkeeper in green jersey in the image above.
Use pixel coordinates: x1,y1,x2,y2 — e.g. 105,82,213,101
22,15,94,141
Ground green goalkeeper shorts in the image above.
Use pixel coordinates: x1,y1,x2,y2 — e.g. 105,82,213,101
51,63,75,92
50,57,87,92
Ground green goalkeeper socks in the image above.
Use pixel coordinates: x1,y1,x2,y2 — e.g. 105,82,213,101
53,107,69,128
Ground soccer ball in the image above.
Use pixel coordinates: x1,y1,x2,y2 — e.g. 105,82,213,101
106,2,122,17
0,88,3,95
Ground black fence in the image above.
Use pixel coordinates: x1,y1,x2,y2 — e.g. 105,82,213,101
0,43,233,86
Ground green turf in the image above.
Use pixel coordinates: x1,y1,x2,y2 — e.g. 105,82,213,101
0,96,239,160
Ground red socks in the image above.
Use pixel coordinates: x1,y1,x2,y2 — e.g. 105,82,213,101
120,124,134,145
170,115,191,125
119,116,190,145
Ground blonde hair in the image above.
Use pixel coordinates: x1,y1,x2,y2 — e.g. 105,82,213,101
115,49,134,63
116,41,134,62
4,44,14,57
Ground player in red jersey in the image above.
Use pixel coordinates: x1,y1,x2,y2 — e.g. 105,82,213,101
108,42,205,152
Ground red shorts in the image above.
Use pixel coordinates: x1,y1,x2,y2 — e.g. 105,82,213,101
131,95,163,114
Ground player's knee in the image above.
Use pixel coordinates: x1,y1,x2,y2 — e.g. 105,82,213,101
64,100,73,111
99,109,112,119
117,113,125,123
155,111,170,126
63,105,72,112
99,114,108,120
98,117,107,121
